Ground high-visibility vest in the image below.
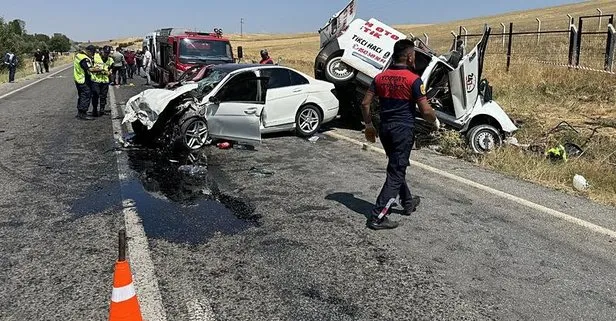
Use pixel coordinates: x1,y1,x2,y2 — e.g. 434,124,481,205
91,53,113,83
73,52,91,84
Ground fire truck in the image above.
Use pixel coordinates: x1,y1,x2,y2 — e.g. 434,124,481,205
143,28,237,87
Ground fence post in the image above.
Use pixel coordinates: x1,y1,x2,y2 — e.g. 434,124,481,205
576,17,583,66
536,18,542,44
605,24,615,72
506,22,514,72
568,24,579,66
501,23,506,48
423,33,429,46
597,8,603,29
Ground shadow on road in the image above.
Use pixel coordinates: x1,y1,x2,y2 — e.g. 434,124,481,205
325,192,373,219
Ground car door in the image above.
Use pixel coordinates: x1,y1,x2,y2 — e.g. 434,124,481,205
259,68,309,128
447,28,490,120
206,71,268,145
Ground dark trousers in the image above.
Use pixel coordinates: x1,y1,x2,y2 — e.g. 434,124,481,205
91,82,109,112
112,67,126,85
371,123,415,218
43,60,49,72
75,82,92,113
8,66,16,82
127,64,136,78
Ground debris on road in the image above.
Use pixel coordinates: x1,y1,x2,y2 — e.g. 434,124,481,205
178,165,208,176
573,174,590,191
169,159,179,163
233,144,255,151
307,136,320,143
217,142,231,149
249,166,275,177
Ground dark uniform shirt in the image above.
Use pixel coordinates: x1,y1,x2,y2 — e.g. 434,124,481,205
79,57,92,83
368,65,426,126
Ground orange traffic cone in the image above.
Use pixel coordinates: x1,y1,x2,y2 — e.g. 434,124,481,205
109,230,143,321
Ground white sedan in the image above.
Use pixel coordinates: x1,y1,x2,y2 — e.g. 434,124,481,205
123,64,339,150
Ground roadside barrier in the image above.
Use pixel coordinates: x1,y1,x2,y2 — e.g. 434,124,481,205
109,229,144,321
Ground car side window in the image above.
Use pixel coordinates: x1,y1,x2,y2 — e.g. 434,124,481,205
289,70,309,86
217,71,260,103
259,68,292,89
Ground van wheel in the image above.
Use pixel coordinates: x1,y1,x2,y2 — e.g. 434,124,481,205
295,104,322,137
467,124,502,154
325,55,356,84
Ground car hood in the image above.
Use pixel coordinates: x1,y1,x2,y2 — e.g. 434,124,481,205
122,84,199,130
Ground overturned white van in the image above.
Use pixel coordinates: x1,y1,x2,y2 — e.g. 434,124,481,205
314,0,518,153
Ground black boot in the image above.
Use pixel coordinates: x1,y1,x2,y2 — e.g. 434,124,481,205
401,196,421,216
76,111,94,121
366,216,399,230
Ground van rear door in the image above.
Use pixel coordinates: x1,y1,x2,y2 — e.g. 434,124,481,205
318,0,357,48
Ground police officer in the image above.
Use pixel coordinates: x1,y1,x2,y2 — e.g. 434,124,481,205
259,49,274,64
74,45,100,120
91,46,114,117
361,39,439,230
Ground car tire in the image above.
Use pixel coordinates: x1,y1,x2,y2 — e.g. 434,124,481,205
325,55,356,84
177,116,211,150
467,124,502,154
295,104,322,137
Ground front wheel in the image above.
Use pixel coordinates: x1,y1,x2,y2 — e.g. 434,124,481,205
325,55,356,84
178,117,211,150
466,124,502,154
295,105,322,137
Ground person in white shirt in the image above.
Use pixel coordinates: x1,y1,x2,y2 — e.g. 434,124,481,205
142,46,152,86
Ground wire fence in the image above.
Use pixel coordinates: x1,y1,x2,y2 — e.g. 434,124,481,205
416,14,616,75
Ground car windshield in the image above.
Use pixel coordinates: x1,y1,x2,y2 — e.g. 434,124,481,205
195,68,230,96
179,39,232,63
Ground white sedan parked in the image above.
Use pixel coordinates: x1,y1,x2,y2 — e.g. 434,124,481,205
123,64,340,150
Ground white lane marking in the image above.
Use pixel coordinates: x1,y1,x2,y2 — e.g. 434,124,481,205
186,297,216,321
324,130,616,240
0,64,72,100
110,87,168,321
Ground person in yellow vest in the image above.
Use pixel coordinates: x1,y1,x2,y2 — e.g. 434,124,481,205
90,46,114,117
74,45,101,120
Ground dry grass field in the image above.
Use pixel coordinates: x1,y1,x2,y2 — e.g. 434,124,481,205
228,0,616,205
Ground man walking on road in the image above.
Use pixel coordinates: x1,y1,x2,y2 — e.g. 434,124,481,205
111,47,127,86
90,46,114,117
42,49,50,73
142,46,152,86
4,51,18,83
33,49,44,74
124,49,136,79
74,45,101,121
361,39,439,230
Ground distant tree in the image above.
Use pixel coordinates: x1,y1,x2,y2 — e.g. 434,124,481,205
34,33,50,44
48,33,71,52
8,19,25,36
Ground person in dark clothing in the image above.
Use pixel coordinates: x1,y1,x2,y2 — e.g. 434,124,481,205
74,45,102,121
33,49,44,74
135,50,143,76
361,39,439,230
42,49,50,73
91,46,114,117
259,49,274,64
4,52,18,83
124,50,136,79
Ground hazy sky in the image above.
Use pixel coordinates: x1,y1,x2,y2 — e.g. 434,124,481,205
1,0,581,42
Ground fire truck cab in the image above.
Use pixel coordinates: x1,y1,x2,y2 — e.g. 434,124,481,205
146,28,235,87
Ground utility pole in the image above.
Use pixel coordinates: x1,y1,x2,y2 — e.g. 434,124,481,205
241,18,244,37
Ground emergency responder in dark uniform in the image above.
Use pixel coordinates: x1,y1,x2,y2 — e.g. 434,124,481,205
91,46,114,117
361,39,439,230
74,45,101,120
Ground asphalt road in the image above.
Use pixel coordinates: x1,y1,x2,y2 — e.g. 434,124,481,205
1,68,615,321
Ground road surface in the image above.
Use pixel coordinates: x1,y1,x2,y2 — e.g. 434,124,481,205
0,68,615,321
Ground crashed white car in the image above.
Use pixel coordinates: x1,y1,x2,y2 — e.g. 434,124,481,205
123,64,339,150
314,0,518,153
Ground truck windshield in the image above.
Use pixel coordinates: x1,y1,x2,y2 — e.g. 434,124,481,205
179,39,232,63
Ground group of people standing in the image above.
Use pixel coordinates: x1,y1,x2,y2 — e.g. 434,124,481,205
72,44,152,120
33,49,54,74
